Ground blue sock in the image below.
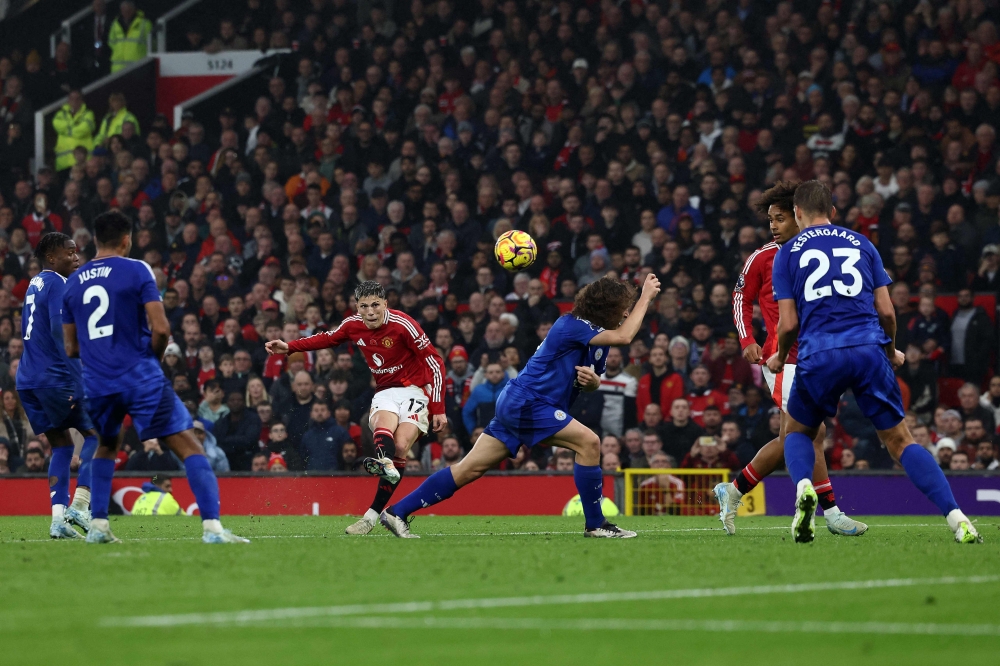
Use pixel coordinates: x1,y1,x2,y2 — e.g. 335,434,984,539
783,432,815,485
393,467,458,519
76,435,98,490
49,446,73,508
900,444,960,516
90,458,116,520
574,463,606,529
184,454,220,520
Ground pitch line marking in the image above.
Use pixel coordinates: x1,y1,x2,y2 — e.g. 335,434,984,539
241,615,1000,637
100,575,1000,628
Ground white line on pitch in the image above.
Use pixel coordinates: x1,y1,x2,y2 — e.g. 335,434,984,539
250,615,1000,637
99,575,1000,628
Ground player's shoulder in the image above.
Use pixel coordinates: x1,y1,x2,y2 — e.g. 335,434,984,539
386,309,424,336
743,242,779,270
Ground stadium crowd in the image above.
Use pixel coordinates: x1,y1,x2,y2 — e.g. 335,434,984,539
1,0,1000,478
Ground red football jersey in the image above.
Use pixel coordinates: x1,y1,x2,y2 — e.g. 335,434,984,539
286,309,446,415
732,242,799,365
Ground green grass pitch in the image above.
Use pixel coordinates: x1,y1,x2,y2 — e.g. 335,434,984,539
1,514,998,666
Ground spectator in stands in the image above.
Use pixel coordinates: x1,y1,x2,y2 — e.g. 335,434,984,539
462,362,508,436
94,92,139,147
949,289,994,386
197,380,228,424
950,451,971,471
974,441,999,470
299,401,349,471
282,371,317,449
0,389,32,458
681,435,740,471
108,1,151,73
979,376,1000,431
213,392,262,471
124,438,180,472
597,347,636,437
660,398,704,463
636,346,684,423
686,365,730,426
52,89,95,174
705,333,753,394
192,419,229,473
936,438,957,469
250,452,268,473
16,444,46,474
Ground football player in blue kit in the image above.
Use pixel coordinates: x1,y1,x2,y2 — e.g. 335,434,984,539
381,273,660,538
768,181,981,544
16,233,99,539
62,211,247,544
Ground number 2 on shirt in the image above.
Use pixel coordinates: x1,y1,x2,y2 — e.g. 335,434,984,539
83,285,114,340
800,248,863,302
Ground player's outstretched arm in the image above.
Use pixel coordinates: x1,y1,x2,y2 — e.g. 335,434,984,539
265,340,290,355
873,286,904,368
144,301,171,361
590,273,660,347
766,299,799,373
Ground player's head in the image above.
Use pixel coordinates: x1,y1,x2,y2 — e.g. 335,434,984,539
754,180,799,244
355,280,387,329
792,180,834,228
93,210,133,255
571,276,637,330
35,232,78,276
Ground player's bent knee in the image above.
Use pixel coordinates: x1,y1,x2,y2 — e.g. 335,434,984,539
877,422,912,459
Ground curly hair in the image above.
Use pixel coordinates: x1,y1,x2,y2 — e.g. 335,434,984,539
753,180,798,217
35,232,72,264
571,277,636,331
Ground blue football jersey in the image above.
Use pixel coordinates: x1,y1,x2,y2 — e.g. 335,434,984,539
507,314,609,410
62,257,164,397
771,224,892,360
16,270,79,390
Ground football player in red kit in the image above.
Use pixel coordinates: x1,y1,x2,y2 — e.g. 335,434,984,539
266,281,447,534
718,182,867,537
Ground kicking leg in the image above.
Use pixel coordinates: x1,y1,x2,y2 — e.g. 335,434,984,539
162,430,248,544
66,429,97,531
546,420,634,538
879,422,981,544
716,436,783,535
812,431,867,536
45,429,81,539
784,416,821,544
348,416,420,535
381,433,510,538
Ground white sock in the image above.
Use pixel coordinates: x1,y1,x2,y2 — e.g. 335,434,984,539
796,478,814,495
202,518,223,534
52,504,66,520
946,509,969,532
71,487,91,510
824,506,843,516
364,508,379,521
91,518,109,531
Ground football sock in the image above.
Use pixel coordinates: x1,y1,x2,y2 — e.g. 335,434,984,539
75,435,98,491
71,487,91,511
393,467,457,519
184,454,221,521
48,445,73,512
814,478,838,512
732,463,760,495
89,457,116,520
900,444,960,515
783,432,815,486
369,457,407,513
573,463,606,530
373,427,395,459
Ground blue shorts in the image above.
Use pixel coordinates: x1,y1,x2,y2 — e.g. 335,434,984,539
18,386,94,434
786,344,905,432
483,384,573,456
87,375,193,440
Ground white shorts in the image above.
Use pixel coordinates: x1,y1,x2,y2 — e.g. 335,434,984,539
368,386,430,434
761,363,796,411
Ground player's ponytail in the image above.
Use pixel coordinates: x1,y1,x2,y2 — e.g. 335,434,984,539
571,277,637,331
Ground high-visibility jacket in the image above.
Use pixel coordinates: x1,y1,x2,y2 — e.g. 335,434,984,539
131,490,183,516
94,107,140,147
108,11,151,73
52,103,96,171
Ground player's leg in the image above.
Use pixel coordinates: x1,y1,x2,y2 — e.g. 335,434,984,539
810,427,867,536
349,411,421,535
87,425,125,544
362,409,404,483
43,427,82,539
67,429,98,531
545,419,635,538
381,432,511,538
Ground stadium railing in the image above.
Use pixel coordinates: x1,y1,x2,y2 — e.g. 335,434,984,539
33,56,158,173
155,0,203,53
48,4,97,58
624,468,730,517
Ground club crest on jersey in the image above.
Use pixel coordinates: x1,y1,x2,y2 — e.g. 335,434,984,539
381,337,394,348
554,410,567,421
594,349,603,360
735,274,745,291
372,353,384,367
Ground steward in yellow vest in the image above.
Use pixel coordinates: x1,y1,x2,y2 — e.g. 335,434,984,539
52,90,95,172
94,92,140,147
108,1,151,73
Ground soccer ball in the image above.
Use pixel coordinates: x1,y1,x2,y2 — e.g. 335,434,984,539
494,230,537,271
562,495,620,517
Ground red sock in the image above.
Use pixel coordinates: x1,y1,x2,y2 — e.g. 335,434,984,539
814,478,838,511
373,428,394,459
732,463,760,495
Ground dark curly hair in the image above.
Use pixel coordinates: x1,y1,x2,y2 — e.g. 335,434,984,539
753,180,798,217
571,277,637,331
35,232,72,265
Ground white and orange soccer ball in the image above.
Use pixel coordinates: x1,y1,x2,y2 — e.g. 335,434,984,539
494,230,537,272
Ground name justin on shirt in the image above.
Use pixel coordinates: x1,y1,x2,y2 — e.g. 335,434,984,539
77,266,112,283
